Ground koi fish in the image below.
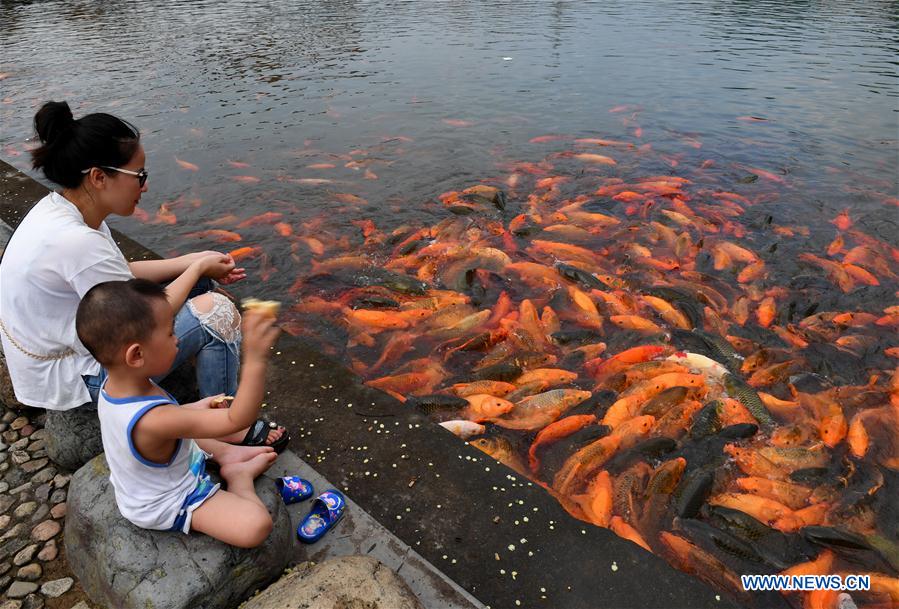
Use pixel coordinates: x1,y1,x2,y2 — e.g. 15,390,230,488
185,229,242,243
175,157,199,171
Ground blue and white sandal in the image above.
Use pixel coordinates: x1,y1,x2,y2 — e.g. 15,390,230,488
276,476,314,504
297,490,346,543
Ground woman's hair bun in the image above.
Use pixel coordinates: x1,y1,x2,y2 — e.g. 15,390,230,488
34,100,76,145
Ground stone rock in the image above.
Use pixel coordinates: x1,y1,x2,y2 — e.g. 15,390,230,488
33,484,49,503
40,576,73,598
25,440,44,453
1,522,28,542
50,489,66,504
51,473,69,488
30,468,55,487
16,563,41,581
7,581,38,598
66,454,291,609
10,417,27,431
50,503,66,519
1,430,17,444
36,540,57,562
10,438,28,451
0,561,8,575
0,357,25,411
18,427,33,439
0,575,10,593
20,458,47,474
28,430,46,442
30,520,60,542
13,502,37,519
0,495,14,514
19,595,42,609
0,536,29,563
11,451,29,465
0,515,9,530
0,481,7,493
241,556,425,609
44,404,103,471
12,545,37,567
70,603,91,609
0,600,21,609
29,504,49,524
2,411,15,423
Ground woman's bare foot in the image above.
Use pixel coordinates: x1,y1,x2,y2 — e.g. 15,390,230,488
213,442,274,467
220,451,277,483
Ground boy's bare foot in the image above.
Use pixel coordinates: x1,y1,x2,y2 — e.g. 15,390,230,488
213,443,274,467
220,451,278,482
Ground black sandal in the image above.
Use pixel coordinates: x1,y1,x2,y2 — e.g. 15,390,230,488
239,419,290,454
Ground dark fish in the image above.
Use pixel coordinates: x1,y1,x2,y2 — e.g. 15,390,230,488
538,424,611,481
332,268,429,295
675,518,779,571
405,394,469,415
723,373,775,429
555,263,607,290
350,295,400,309
704,505,816,566
567,389,618,417
470,361,523,382
605,437,678,474
551,329,604,346
397,238,430,256
718,423,759,439
672,329,743,373
690,401,722,438
673,468,716,519
641,386,690,417
801,526,897,573
737,174,759,184
789,467,833,486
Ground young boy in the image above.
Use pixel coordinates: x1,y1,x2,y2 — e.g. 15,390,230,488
76,278,281,548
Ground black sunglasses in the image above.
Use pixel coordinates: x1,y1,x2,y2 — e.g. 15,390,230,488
82,165,149,187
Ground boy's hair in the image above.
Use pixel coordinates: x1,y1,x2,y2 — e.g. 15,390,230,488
76,279,169,366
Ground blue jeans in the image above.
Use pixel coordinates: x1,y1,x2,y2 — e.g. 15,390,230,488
83,279,240,403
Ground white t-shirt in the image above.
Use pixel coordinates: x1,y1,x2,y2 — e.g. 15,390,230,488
0,192,133,410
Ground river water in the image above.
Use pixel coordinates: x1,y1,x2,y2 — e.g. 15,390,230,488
2,2,899,605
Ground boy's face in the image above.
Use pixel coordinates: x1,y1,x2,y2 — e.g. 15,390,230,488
141,299,179,376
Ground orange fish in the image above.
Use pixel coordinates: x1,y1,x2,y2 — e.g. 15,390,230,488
175,157,199,171
708,492,793,526
227,160,250,168
609,516,652,552
274,222,293,237
333,193,368,206
185,229,242,242
831,209,852,231
232,175,261,184
228,246,262,261
573,153,617,165
609,315,663,334
464,394,515,421
154,203,177,225
237,212,283,228
442,118,473,127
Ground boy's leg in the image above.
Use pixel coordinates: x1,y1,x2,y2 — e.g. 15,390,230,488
195,438,275,466
190,452,277,548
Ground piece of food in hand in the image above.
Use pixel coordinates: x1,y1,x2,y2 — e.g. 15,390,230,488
210,395,235,407
241,298,281,317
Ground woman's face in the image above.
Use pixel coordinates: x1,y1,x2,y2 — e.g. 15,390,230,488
101,143,148,217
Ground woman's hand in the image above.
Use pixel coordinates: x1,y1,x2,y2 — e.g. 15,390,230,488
218,263,247,285
192,253,236,281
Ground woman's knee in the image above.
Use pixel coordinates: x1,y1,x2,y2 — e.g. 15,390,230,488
187,292,241,343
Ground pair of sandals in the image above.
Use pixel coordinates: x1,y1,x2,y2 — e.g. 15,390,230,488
276,477,345,543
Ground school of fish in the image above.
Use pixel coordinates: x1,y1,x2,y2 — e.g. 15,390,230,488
174,122,897,608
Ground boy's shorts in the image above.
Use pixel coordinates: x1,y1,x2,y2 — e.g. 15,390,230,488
169,468,220,534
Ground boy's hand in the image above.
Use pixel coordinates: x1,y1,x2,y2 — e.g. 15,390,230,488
242,309,281,362
185,395,233,410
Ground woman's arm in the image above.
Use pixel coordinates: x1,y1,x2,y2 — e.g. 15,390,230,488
129,252,214,283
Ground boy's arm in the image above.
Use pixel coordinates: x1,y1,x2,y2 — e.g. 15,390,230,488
135,312,280,440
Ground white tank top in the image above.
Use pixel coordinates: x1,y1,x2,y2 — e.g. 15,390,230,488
97,384,210,531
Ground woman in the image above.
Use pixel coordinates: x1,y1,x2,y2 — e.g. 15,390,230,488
0,101,287,464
